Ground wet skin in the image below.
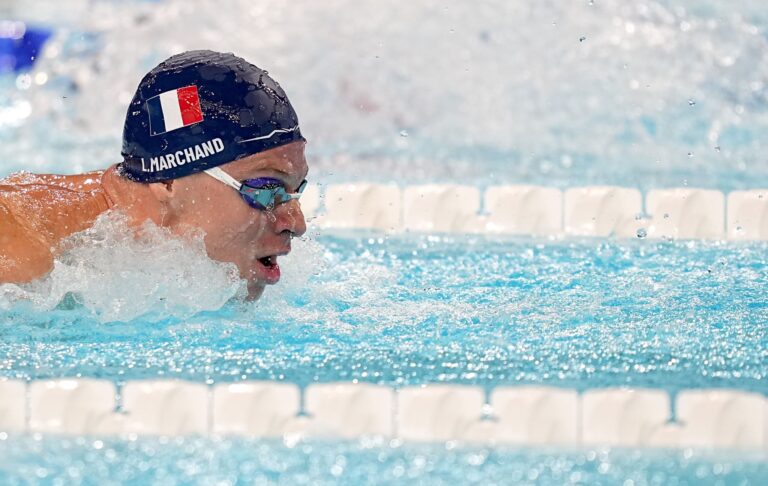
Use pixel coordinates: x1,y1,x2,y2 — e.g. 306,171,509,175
0,171,110,283
0,141,308,300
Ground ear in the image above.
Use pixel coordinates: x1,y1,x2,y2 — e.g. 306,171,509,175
146,180,176,203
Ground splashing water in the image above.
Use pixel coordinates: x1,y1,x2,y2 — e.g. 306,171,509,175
0,2,767,482
0,212,243,322
1,0,768,189
3,232,765,393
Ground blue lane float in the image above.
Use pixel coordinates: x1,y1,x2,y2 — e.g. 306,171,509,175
0,20,51,73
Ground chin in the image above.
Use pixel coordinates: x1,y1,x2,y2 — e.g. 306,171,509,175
246,281,266,301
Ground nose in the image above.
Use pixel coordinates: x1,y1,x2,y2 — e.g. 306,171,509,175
273,199,307,237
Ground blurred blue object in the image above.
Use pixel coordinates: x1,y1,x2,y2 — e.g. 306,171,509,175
0,20,51,73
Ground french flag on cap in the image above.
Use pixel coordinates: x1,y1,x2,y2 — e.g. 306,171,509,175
146,85,204,136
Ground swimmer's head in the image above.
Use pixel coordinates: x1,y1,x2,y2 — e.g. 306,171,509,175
114,51,307,299
119,50,304,181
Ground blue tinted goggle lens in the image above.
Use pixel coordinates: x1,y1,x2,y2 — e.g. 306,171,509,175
239,177,307,210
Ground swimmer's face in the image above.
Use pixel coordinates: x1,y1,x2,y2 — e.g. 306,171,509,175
167,141,308,299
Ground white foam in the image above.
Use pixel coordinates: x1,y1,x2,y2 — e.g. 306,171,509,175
213,226,408,333
3,0,765,186
259,242,482,339
0,212,242,322
253,233,329,309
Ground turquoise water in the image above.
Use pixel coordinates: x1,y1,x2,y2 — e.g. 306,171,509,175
2,0,768,482
2,234,767,481
1,235,767,393
0,436,766,485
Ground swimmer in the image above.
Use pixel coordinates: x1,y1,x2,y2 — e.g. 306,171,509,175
0,50,308,300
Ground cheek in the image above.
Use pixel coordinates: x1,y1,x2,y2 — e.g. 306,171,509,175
205,209,271,249
195,194,254,227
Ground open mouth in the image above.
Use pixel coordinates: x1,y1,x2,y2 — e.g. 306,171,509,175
254,254,282,284
258,255,277,268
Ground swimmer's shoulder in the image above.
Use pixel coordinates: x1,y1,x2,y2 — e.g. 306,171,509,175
0,169,110,249
0,170,111,284
0,170,105,192
0,170,109,218
0,197,54,284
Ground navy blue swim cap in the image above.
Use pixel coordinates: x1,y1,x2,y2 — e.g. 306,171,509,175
120,50,304,182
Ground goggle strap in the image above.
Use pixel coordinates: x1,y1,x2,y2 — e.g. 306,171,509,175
204,167,242,191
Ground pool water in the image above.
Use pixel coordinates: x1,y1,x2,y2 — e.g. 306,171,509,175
3,0,768,190
1,0,768,483
0,436,766,485
1,232,767,394
1,228,767,482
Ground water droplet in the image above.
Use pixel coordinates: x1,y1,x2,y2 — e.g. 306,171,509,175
15,73,31,90
663,213,670,219
687,152,693,157
688,99,696,106
636,228,647,239
399,130,409,137
714,146,721,152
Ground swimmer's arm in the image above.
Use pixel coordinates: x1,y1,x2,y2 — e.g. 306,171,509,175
0,200,54,283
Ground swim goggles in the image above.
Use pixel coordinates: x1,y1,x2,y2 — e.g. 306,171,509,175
204,166,307,211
